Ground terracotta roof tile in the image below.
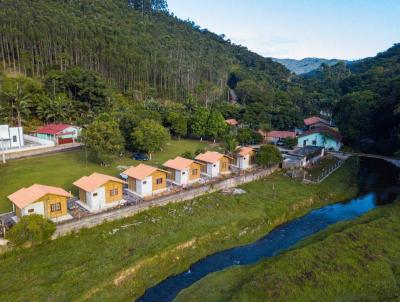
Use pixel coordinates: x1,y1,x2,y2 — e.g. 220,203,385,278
8,184,71,209
266,131,296,139
73,172,126,192
163,157,194,171
195,151,225,163
225,119,238,126
122,164,160,181
303,116,330,126
237,147,255,156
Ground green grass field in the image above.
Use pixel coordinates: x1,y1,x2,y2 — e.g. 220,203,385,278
0,158,359,302
0,139,214,213
176,198,400,302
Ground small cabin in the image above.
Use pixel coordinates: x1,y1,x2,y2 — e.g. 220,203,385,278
163,156,202,186
234,147,256,170
8,184,72,222
195,151,232,178
73,173,126,212
123,164,168,198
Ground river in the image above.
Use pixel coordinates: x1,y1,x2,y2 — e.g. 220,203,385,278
138,158,399,302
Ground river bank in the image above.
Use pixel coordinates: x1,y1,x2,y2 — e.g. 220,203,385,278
0,158,359,302
175,158,400,302
176,198,400,302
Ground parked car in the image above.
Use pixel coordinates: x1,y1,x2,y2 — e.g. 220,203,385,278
133,153,149,161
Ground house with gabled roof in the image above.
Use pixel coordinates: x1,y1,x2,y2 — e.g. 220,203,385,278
297,126,342,151
122,164,168,198
303,116,331,130
195,151,232,178
225,118,239,127
73,172,126,212
8,184,72,222
233,147,256,171
163,156,202,186
35,123,81,145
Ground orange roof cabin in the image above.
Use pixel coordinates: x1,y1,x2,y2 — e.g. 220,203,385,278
73,173,126,212
195,151,233,178
232,147,257,170
8,184,72,222
122,164,168,198
163,157,202,186
225,119,239,127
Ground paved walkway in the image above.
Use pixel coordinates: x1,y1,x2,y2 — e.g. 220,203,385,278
54,166,278,238
330,151,400,168
4,143,82,161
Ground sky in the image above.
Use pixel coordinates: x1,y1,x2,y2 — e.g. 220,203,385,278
168,0,400,60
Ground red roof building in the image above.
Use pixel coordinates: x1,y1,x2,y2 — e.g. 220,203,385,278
35,124,80,145
303,116,330,127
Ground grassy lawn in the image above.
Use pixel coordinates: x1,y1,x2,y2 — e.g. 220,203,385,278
0,158,359,302
0,139,214,213
305,155,341,181
177,198,400,302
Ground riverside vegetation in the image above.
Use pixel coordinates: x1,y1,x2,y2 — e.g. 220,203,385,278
0,158,359,301
176,197,400,302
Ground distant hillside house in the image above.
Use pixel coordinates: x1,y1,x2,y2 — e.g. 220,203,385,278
297,127,342,151
225,119,239,127
303,116,331,130
262,130,296,144
35,124,81,145
163,157,202,186
73,173,126,212
122,164,168,198
0,125,24,149
195,151,232,178
8,184,72,222
233,147,256,170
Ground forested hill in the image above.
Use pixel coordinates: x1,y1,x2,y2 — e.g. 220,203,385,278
0,0,289,103
301,43,400,155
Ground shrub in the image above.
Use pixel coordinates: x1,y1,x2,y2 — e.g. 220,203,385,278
255,144,283,167
6,215,56,247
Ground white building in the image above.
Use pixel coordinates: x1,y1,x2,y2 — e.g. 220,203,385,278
73,173,126,212
233,147,256,170
195,151,232,178
0,125,24,150
163,156,202,186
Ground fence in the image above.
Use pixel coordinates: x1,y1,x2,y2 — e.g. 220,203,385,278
54,166,278,237
303,159,345,184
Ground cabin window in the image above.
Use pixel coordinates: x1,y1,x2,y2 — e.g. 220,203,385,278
156,178,163,185
93,193,98,197
110,188,118,196
143,181,147,185
28,209,35,213
222,162,227,169
12,135,17,142
50,202,61,212
182,171,186,175
192,169,198,175
213,164,217,167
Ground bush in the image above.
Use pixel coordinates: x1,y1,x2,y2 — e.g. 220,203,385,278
181,151,194,159
255,144,283,167
6,215,56,247
284,137,298,149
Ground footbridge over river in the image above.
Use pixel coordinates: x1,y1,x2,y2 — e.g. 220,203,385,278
330,151,400,168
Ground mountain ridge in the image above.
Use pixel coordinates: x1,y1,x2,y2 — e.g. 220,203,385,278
272,57,347,74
